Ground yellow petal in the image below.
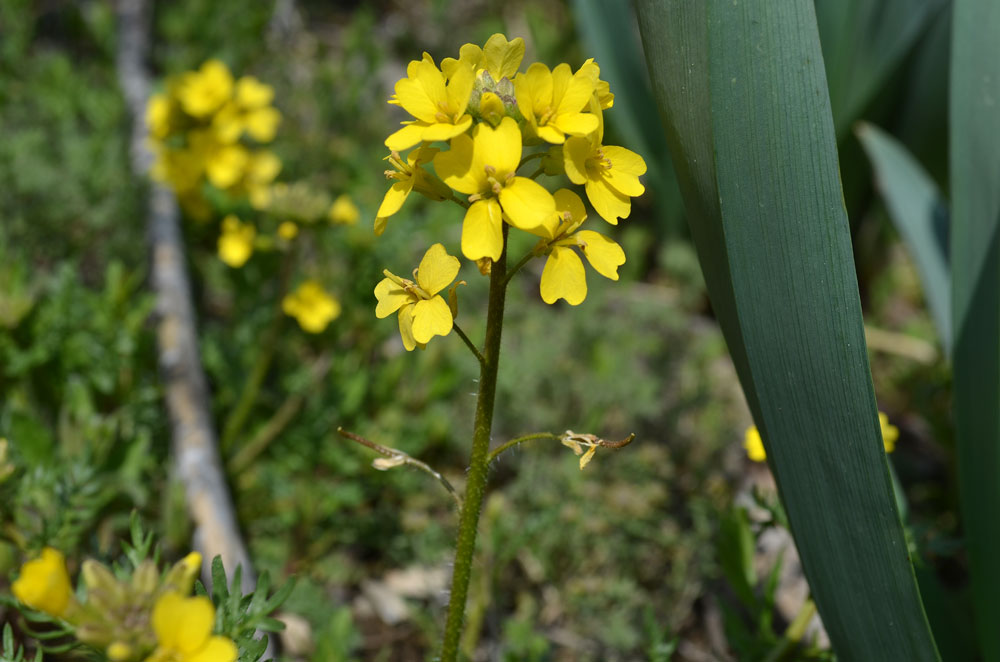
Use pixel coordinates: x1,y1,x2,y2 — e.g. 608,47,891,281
398,304,417,351
540,246,586,305
188,636,238,662
442,43,483,79
553,188,587,229
244,107,281,142
585,178,631,224
377,180,415,220
515,63,553,120
555,60,599,116
152,592,186,650
562,136,591,185
483,33,525,81
420,114,474,142
461,199,504,261
471,117,521,178
374,278,411,318
416,243,460,296
579,444,597,469
235,76,274,108
12,548,73,617
385,122,430,151
602,145,647,176
744,426,767,462
553,112,598,138
535,124,566,145
575,230,625,280
393,60,445,123
498,177,556,235
446,62,475,115
410,296,453,344
434,132,485,195
206,144,249,189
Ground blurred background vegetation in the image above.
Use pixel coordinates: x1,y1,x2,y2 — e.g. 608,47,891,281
0,0,960,659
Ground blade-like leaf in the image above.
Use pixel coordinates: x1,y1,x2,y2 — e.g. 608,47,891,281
570,0,684,235
637,2,940,659
815,0,945,139
950,0,1000,658
856,122,950,352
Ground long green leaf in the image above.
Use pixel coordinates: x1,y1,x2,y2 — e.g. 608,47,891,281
950,0,1000,658
636,2,939,659
814,0,945,139
570,0,684,235
856,122,951,352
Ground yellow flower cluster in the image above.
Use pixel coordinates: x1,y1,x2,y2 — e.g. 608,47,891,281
375,34,645,349
11,548,236,662
147,59,282,210
744,412,900,462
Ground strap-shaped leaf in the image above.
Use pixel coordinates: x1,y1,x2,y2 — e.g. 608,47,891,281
856,122,950,352
950,0,1000,658
636,2,939,659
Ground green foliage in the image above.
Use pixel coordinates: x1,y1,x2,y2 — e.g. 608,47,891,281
636,1,940,658
0,624,41,662
199,556,294,662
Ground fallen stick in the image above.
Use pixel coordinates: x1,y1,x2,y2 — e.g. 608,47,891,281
113,0,255,595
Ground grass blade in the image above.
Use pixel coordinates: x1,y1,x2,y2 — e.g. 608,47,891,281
950,0,1000,658
856,122,951,352
636,2,940,658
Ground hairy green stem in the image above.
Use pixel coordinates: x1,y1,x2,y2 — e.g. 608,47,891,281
440,228,509,660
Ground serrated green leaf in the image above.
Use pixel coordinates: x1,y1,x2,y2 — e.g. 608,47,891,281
636,2,940,659
856,122,950,352
950,0,1000,658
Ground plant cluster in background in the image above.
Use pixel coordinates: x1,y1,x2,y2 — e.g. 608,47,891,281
4,518,290,662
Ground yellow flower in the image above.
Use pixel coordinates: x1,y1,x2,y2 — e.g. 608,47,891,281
434,117,556,260
744,426,767,463
375,146,450,236
146,592,237,662
282,280,341,333
213,77,282,144
12,547,74,617
244,150,282,208
150,146,205,194
374,243,459,351
514,60,600,144
563,101,647,224
745,411,898,462
146,93,173,140
329,194,360,225
277,221,298,240
529,189,625,305
879,412,899,453
204,142,250,190
441,33,525,83
176,60,234,119
385,54,474,151
217,215,255,268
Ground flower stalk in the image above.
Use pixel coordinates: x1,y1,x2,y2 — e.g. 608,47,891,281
440,227,509,661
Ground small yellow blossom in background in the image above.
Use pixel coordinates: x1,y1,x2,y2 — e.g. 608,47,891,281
282,280,341,333
879,412,899,453
146,93,172,140
375,146,451,235
217,215,256,268
176,59,234,119
12,547,74,617
328,194,360,225
530,189,625,305
434,117,556,260
744,412,899,462
277,221,299,240
375,243,460,351
147,592,237,662
564,100,647,224
744,426,767,463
